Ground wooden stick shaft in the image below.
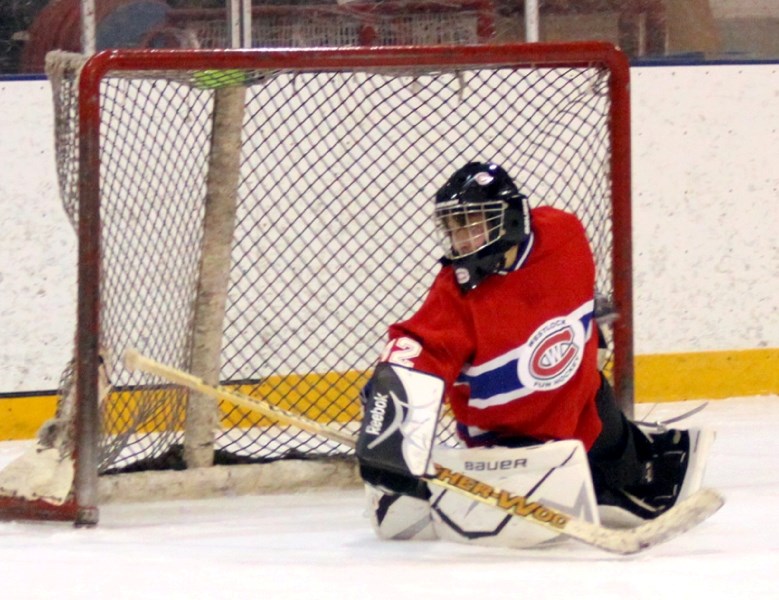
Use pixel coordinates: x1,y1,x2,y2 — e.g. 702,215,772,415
123,349,356,448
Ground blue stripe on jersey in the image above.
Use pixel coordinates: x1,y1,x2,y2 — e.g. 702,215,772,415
456,422,501,446
457,359,521,400
581,311,594,333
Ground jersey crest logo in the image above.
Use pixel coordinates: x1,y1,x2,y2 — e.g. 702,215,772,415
517,317,585,391
455,267,471,285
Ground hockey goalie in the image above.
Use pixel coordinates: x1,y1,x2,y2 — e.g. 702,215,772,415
355,162,714,548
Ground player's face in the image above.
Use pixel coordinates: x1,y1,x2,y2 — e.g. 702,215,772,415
444,211,489,256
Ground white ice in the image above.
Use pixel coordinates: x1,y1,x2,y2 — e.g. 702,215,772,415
0,396,777,599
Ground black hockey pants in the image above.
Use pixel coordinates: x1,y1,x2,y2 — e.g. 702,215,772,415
587,374,650,497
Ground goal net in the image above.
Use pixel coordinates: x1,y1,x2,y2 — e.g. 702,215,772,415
0,42,632,524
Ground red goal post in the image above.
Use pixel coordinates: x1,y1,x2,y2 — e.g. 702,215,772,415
0,42,632,525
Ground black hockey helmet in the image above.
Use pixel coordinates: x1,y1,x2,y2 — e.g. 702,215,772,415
434,162,530,292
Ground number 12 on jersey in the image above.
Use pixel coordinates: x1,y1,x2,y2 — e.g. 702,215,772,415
379,337,422,368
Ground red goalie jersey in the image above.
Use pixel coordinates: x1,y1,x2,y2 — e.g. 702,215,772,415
379,206,603,450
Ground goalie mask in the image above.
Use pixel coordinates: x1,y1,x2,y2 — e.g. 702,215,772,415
434,162,530,292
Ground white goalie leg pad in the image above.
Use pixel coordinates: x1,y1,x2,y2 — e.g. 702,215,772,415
429,440,599,549
364,484,438,541
678,428,715,502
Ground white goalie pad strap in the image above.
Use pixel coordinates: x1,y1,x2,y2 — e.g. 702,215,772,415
356,363,444,477
429,440,599,549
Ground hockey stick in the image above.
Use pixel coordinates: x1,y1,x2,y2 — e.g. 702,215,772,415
123,349,355,447
123,349,724,555
635,402,709,431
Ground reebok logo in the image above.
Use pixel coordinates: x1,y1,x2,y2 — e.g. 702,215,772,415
365,392,389,436
366,391,406,450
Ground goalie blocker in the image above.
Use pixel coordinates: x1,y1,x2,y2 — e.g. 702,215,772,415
356,363,444,499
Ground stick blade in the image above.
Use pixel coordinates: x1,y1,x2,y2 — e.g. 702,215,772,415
558,488,724,555
629,488,725,552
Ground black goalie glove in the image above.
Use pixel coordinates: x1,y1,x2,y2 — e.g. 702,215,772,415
356,363,444,497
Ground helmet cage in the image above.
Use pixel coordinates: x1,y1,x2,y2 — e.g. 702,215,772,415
435,200,507,259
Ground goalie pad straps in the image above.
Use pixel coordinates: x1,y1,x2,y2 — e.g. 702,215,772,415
356,363,445,478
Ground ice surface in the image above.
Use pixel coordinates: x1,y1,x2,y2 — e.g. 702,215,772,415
0,396,777,599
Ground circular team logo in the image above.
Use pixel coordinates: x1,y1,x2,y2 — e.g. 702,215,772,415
455,268,471,285
517,317,585,391
474,172,494,186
